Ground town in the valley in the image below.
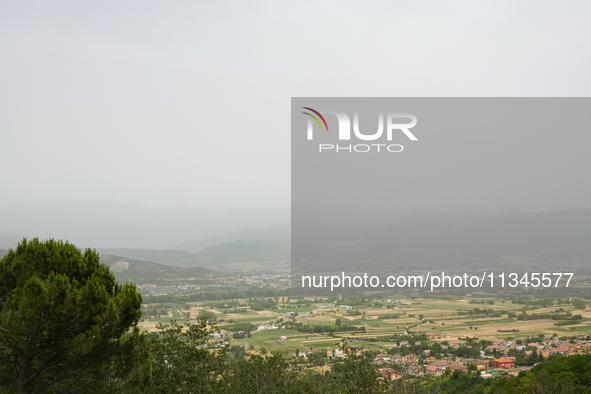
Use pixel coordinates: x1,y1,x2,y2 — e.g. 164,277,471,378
138,294,591,382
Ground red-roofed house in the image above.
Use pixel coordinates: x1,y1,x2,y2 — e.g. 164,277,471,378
493,358,514,369
450,365,467,371
426,365,444,375
377,368,403,381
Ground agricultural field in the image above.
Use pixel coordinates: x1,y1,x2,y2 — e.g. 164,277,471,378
139,296,591,356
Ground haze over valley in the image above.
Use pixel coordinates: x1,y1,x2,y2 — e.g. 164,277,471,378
2,201,590,290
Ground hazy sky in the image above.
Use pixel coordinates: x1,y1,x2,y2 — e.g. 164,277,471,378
1,1,591,209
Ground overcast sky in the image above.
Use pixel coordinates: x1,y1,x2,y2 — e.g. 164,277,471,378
1,1,591,210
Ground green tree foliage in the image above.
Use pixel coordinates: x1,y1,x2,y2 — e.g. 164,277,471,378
0,238,150,394
222,349,311,393
528,349,539,365
330,345,382,393
426,355,591,394
147,320,224,394
491,354,591,393
423,369,491,393
571,298,587,309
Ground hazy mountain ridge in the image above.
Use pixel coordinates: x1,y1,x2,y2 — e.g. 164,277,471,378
0,200,289,249
293,208,591,273
0,231,22,249
4,205,591,274
98,237,290,268
0,247,221,284
167,222,290,253
98,248,204,267
98,254,221,284
194,239,290,266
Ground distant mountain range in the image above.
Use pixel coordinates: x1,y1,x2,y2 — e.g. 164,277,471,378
98,237,290,268
98,248,203,266
3,203,591,275
189,238,289,266
0,231,22,249
95,222,290,267
0,248,220,284
96,254,221,284
292,208,591,273
0,226,290,269
0,200,289,249
167,222,290,253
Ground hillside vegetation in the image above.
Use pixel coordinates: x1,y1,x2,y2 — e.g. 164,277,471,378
99,254,221,284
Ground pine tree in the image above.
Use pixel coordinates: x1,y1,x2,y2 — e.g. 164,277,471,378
0,238,150,393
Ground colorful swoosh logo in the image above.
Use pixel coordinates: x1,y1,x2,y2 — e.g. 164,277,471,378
302,107,329,131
